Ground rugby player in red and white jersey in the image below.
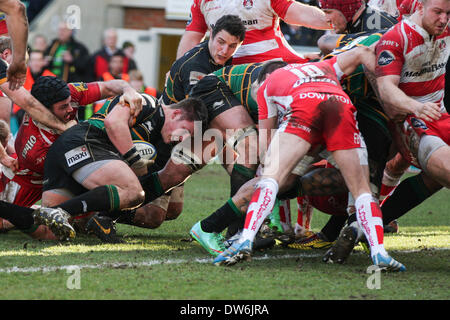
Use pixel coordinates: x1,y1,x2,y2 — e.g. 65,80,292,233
0,76,142,239
375,0,450,190
177,0,331,63
213,45,406,271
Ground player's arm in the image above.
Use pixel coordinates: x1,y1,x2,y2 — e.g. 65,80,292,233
376,75,441,122
336,46,377,76
283,1,332,30
1,0,28,90
104,104,152,176
0,83,70,132
176,31,205,59
317,34,344,55
176,0,207,58
97,79,142,118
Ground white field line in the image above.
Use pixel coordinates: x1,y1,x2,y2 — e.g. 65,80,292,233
1,247,449,274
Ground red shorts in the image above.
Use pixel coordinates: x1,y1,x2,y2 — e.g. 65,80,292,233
279,92,361,151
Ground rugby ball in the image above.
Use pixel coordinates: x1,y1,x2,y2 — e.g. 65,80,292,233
133,140,157,161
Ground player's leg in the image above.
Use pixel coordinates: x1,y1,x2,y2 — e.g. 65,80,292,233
214,131,312,265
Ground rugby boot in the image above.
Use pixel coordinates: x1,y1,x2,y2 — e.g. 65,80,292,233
225,230,275,251
267,200,283,233
86,214,123,244
32,207,76,240
213,239,253,266
322,225,358,264
190,221,226,257
288,232,333,250
372,253,406,272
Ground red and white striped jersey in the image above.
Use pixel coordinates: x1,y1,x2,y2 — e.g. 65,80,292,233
186,0,308,64
375,18,450,108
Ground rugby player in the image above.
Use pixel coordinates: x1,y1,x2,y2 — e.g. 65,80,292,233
325,0,449,264
212,45,406,271
177,0,331,63
38,93,207,241
0,76,144,238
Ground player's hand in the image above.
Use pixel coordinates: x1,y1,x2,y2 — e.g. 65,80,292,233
0,155,18,173
131,158,155,177
7,59,27,90
120,88,142,119
414,102,441,122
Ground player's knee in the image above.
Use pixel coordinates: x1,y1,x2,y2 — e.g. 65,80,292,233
122,184,145,210
166,202,183,220
134,205,166,229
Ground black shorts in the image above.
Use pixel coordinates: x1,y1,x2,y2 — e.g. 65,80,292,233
43,122,123,194
189,75,241,121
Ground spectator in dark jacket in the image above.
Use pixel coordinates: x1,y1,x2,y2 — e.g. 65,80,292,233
44,21,90,82
90,28,130,81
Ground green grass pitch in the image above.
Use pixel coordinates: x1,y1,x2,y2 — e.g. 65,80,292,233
0,164,448,300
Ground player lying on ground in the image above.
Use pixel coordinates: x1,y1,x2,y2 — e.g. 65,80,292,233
37,93,207,241
0,76,144,239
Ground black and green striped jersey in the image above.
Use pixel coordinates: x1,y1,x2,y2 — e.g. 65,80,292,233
213,63,262,120
88,94,165,144
162,41,230,105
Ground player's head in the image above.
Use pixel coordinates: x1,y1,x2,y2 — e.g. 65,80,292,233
161,97,208,145
109,52,124,76
209,15,246,65
416,0,450,35
318,0,365,33
0,119,11,148
250,60,288,102
31,76,75,123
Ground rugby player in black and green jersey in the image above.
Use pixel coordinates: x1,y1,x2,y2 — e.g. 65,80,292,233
140,15,248,230
38,93,207,240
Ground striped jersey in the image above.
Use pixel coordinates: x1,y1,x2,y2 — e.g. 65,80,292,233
213,63,262,120
375,18,449,108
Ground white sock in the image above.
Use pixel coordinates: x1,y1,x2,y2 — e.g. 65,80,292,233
355,193,388,257
241,178,279,243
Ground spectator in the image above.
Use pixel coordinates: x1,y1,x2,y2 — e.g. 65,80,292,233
128,70,158,98
93,52,130,113
90,28,130,81
30,34,48,52
99,52,129,82
122,41,137,71
44,21,90,83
